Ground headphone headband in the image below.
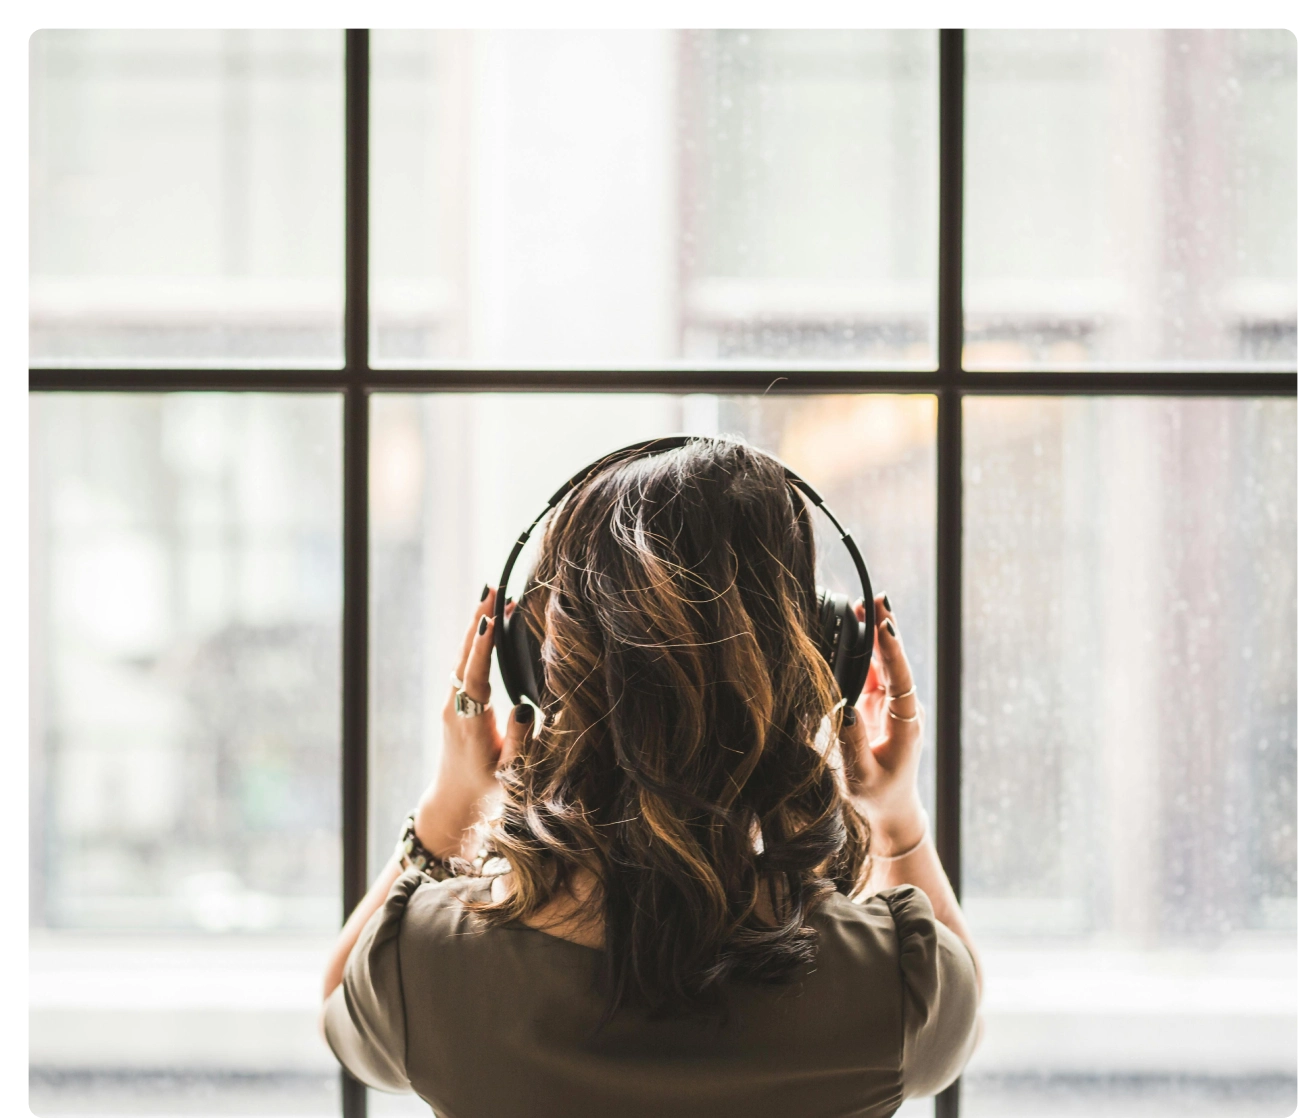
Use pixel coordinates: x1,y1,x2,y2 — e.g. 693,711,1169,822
494,435,875,707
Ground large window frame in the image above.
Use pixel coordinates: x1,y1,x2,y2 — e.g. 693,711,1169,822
28,29,1298,1118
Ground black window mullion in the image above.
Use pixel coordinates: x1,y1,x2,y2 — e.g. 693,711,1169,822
341,26,371,1118
24,365,1296,394
935,27,965,1118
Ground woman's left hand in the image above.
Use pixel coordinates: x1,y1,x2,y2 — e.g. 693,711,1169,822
414,587,532,859
839,594,926,855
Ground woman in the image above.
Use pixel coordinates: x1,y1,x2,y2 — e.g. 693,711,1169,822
321,437,982,1117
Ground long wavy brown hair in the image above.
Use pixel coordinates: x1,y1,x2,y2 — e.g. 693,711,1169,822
474,437,870,1017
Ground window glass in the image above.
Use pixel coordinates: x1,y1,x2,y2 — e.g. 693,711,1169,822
30,31,344,367
961,397,1297,1116
29,394,342,1115
965,30,1297,370
369,31,937,368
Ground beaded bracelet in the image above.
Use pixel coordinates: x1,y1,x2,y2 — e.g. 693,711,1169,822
395,812,457,881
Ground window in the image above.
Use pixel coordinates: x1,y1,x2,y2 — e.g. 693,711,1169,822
368,30,938,367
29,393,343,1114
30,31,344,365
30,29,1296,1118
961,396,1295,1114
964,31,1295,369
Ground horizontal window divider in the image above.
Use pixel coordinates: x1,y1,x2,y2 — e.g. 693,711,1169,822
29,366,1297,396
28,368,355,392
954,369,1297,396
359,368,949,393
30,367,950,394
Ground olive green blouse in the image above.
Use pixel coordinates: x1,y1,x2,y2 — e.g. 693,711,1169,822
324,870,979,1118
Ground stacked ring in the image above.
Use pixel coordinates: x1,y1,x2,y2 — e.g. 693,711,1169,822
886,684,919,722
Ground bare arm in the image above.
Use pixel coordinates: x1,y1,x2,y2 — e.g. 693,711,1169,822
320,587,531,1022
321,853,405,1007
840,595,982,995
862,807,982,992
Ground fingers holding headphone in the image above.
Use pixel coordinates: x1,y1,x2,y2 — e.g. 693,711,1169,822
870,598,923,800
461,591,496,705
838,696,881,792
852,598,896,740
873,593,919,724
500,703,534,770
453,584,496,694
438,586,505,807
840,592,924,817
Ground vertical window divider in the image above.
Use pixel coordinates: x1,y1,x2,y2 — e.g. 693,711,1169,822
342,27,371,1118
935,27,965,1118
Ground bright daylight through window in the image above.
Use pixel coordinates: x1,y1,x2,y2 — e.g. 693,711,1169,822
29,27,1296,1118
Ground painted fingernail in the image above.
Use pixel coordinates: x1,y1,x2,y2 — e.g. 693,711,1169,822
884,618,896,638
882,593,892,612
480,584,490,601
514,704,531,723
478,616,489,636
842,706,858,726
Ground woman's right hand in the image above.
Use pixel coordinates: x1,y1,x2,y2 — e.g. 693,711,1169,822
414,587,532,860
839,594,927,856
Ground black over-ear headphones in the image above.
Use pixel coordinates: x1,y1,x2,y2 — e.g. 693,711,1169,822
493,435,876,710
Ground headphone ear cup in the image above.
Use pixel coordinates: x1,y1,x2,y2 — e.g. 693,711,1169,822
497,597,543,707
835,596,872,709
814,586,839,659
812,586,873,709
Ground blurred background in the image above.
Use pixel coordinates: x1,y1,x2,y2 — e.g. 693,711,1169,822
29,28,1296,1118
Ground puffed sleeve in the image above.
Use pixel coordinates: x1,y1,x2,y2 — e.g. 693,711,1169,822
323,868,426,1094
879,884,981,1099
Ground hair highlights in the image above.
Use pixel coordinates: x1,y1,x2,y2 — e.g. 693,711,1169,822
473,437,870,1017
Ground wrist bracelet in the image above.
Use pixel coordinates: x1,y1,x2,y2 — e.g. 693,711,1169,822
870,809,930,862
396,812,458,881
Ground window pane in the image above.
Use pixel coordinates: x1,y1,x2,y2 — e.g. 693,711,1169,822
30,394,342,1115
965,31,1297,370
962,398,1297,1116
370,31,937,368
30,31,344,368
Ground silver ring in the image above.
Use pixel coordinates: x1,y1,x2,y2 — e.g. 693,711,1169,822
454,689,492,718
449,671,465,690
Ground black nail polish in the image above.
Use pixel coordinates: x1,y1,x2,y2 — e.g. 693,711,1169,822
478,616,488,636
842,706,857,726
882,593,891,612
884,618,896,638
514,704,532,723
480,584,490,601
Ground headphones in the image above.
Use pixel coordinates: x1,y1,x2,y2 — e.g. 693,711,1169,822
493,435,876,711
